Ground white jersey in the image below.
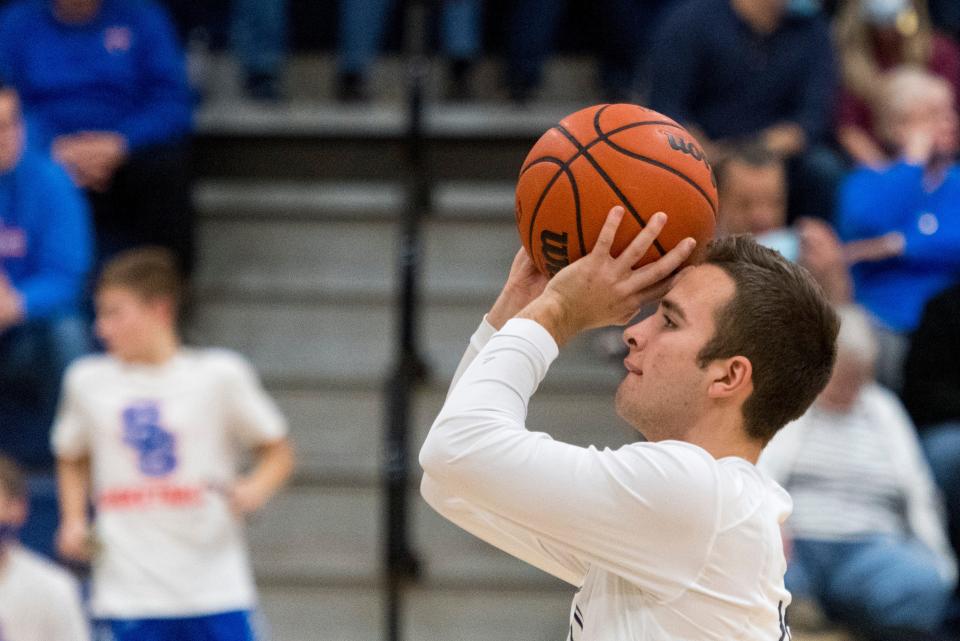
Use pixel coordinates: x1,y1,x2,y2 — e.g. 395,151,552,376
51,349,287,619
0,544,89,641
419,319,794,641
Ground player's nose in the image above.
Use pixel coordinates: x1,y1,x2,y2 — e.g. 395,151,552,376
622,323,647,351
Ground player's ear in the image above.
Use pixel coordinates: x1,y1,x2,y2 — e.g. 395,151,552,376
706,355,753,400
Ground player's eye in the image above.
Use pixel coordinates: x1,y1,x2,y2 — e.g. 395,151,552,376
662,313,677,329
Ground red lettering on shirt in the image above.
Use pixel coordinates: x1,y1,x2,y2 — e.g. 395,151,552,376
97,483,205,510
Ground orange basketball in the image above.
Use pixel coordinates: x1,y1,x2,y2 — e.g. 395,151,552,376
516,103,718,276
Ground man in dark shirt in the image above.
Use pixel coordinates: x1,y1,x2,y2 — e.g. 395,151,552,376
648,0,844,222
904,284,960,550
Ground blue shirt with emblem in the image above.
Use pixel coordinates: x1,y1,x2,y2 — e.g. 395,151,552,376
0,0,192,151
0,149,91,320
838,161,960,333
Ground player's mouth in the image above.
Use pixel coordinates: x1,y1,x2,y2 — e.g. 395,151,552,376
623,359,643,376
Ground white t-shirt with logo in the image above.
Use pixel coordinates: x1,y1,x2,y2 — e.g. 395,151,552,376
0,545,89,641
51,349,287,619
420,319,794,641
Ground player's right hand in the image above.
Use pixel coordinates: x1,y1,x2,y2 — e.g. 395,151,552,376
56,519,93,562
487,248,550,330
534,206,695,340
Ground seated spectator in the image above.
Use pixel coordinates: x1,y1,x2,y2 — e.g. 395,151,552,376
0,79,91,473
338,0,482,101
506,0,659,104
0,0,196,274
649,0,845,222
835,0,960,168
837,66,960,391
760,305,956,641
903,284,960,569
717,142,852,304
0,455,89,641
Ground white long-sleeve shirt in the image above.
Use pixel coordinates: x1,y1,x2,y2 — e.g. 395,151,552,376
420,318,795,641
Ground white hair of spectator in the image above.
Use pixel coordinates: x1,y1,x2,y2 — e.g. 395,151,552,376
835,304,879,366
875,65,952,137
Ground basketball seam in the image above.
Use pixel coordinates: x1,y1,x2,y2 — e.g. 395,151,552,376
519,119,684,177
553,124,668,257
523,156,582,272
592,105,718,217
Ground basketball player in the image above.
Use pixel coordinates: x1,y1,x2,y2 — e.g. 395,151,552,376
52,247,294,641
420,208,839,639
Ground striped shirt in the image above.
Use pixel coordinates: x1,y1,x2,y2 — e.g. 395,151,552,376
785,401,907,540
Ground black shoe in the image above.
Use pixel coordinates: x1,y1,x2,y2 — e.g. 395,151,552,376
336,72,368,103
446,58,474,101
244,72,282,102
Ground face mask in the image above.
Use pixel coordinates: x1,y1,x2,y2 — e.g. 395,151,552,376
788,0,822,17
862,0,910,26
756,228,801,263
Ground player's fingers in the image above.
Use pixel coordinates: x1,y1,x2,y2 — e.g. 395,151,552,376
617,212,668,267
628,237,696,290
591,206,625,257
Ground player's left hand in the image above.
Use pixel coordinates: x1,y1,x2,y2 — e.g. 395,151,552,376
519,206,695,345
228,478,271,516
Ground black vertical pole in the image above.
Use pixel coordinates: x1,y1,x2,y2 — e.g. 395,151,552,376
383,2,431,641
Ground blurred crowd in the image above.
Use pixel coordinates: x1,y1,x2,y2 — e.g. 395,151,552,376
1,0,960,639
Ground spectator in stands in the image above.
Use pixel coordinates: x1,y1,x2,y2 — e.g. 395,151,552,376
54,247,294,641
835,0,960,168
0,80,91,474
0,455,89,641
837,66,960,391
648,0,845,222
0,0,196,274
506,0,663,104
760,305,956,641
164,0,288,102
231,0,287,101
904,285,960,567
338,0,482,101
717,143,852,304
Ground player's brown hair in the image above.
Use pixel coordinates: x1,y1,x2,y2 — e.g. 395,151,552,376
97,246,184,310
697,235,839,444
0,455,26,500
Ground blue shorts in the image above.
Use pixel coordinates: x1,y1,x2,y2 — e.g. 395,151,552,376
96,610,256,641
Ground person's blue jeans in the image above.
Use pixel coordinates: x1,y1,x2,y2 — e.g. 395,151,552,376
338,0,481,76
231,0,288,78
506,0,648,99
920,423,960,625
788,537,952,635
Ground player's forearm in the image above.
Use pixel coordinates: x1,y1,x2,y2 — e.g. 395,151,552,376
421,319,557,483
57,457,90,525
516,292,579,347
246,438,295,500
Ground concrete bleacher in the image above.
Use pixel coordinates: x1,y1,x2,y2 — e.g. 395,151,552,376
189,54,851,641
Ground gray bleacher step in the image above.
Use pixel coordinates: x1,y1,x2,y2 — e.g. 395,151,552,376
195,212,521,304
194,180,515,221
249,485,569,587
189,300,624,390
277,387,634,484
258,583,570,641
197,52,600,115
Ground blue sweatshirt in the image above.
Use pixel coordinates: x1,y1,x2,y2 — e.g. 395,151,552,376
648,0,836,143
838,161,960,333
0,149,92,320
0,0,192,151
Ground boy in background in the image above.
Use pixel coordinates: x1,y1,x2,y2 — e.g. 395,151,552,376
53,247,294,641
0,455,88,641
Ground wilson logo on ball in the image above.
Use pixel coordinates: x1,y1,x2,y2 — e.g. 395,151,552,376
664,132,706,162
541,230,570,276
